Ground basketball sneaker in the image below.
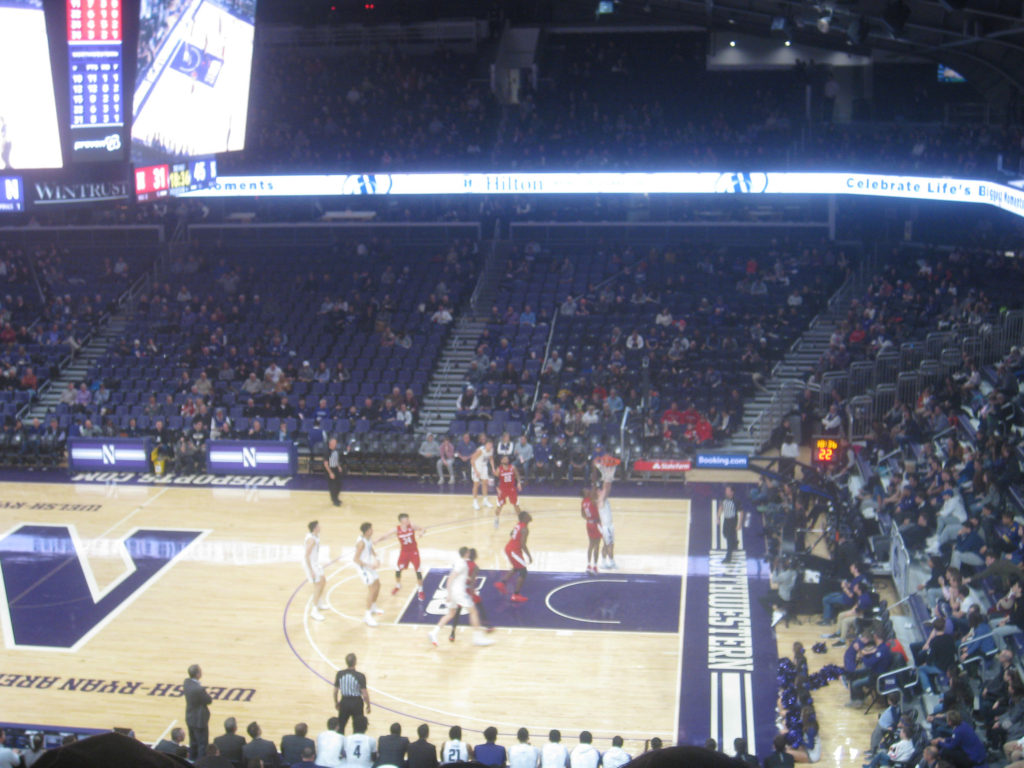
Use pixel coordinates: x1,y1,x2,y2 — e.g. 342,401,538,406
372,606,384,615
494,581,507,595
365,613,379,627
483,498,493,508
606,559,617,570
428,629,439,646
473,499,480,510
473,632,495,646
311,608,325,622
391,586,401,596
510,593,528,603
418,589,425,601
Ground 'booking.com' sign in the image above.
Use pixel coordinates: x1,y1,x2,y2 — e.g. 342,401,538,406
695,454,750,470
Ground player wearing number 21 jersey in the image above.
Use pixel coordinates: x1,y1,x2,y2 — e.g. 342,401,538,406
441,725,473,764
392,513,425,601
494,454,522,527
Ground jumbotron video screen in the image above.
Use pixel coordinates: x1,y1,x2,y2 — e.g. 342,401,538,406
131,0,256,162
0,0,64,170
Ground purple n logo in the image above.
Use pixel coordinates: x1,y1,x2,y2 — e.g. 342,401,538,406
0,525,205,650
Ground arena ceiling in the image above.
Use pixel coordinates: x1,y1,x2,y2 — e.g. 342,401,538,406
542,0,1024,106
260,0,1024,107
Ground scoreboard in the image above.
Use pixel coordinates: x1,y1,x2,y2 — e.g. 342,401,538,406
0,178,25,213
136,158,216,202
168,158,218,196
67,0,124,162
134,164,169,202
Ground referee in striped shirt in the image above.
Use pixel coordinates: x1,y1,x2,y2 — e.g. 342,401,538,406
717,485,743,561
333,653,370,734
324,437,343,507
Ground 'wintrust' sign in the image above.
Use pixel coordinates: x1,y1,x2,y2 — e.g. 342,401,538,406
32,180,130,205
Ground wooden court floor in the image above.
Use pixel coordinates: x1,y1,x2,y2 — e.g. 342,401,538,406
0,481,689,756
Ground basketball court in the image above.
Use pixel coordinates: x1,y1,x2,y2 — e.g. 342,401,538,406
0,472,854,760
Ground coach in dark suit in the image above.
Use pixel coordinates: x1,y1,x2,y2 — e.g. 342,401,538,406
243,722,281,768
214,717,246,767
407,724,438,768
377,723,410,768
185,663,214,759
281,723,316,766
155,727,189,759
763,734,795,768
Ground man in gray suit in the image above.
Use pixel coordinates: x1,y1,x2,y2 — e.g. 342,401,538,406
184,663,213,759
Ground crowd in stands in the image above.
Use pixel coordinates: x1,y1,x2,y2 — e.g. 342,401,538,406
0,239,148,466
221,34,1024,177
742,244,1024,767
440,237,846,477
39,239,479,473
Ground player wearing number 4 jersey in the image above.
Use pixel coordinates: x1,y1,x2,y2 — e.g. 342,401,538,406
342,715,376,768
496,511,532,601
494,455,522,528
441,725,473,764
391,513,425,601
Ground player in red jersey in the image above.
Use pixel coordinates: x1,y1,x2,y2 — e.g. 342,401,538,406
493,455,523,528
495,511,532,602
391,512,426,600
449,547,493,641
581,487,602,574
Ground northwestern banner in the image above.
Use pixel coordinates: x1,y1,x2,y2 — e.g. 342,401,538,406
179,171,1024,219
206,440,296,476
68,438,151,472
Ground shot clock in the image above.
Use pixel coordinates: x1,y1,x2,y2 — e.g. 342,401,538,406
812,437,840,469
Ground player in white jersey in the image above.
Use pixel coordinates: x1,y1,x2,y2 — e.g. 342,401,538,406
441,725,472,764
597,486,616,569
569,732,600,768
541,730,569,768
342,715,376,768
470,440,495,510
601,737,631,768
304,520,328,621
509,728,540,768
354,522,382,627
428,547,493,647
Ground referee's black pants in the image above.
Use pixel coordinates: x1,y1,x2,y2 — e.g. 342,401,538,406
723,516,738,557
337,696,363,733
327,473,342,505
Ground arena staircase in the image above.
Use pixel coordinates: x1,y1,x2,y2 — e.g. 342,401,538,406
416,316,488,436
725,250,877,454
726,318,837,454
415,240,508,436
24,311,131,423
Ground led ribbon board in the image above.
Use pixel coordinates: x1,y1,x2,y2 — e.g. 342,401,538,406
180,171,1024,220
